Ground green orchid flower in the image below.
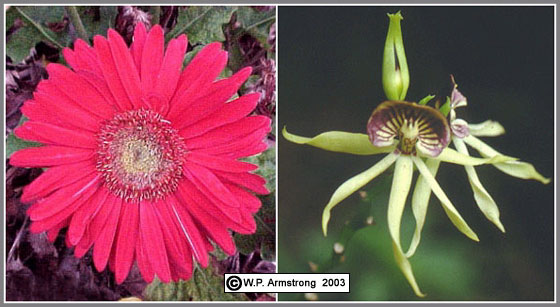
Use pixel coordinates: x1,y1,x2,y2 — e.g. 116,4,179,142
404,80,549,262
282,100,515,297
409,79,550,246
282,10,549,298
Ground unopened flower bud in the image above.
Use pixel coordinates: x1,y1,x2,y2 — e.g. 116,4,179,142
382,11,410,101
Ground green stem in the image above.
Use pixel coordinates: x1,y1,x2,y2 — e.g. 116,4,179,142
65,7,88,41
150,6,161,25
14,7,64,49
65,6,88,41
255,214,273,234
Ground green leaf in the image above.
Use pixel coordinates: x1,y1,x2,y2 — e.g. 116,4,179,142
7,6,67,62
75,6,118,40
282,127,395,156
6,133,41,159
167,6,235,44
235,7,275,47
144,266,248,301
322,153,398,236
6,116,40,158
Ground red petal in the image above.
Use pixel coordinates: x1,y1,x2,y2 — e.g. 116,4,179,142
135,232,155,283
29,176,100,233
166,47,227,119
153,199,194,280
153,34,188,110
20,100,71,130
223,141,269,159
239,210,257,234
214,171,269,195
77,69,120,112
195,127,269,158
187,151,258,173
184,116,270,150
45,63,116,119
33,90,100,132
186,116,270,153
170,67,252,128
139,201,171,282
93,35,133,110
130,23,147,75
63,47,76,69
183,162,240,208
46,217,69,242
177,181,253,235
225,183,262,213
28,173,100,221
93,194,122,272
179,93,259,139
176,180,242,225
75,188,112,256
73,39,105,77
140,25,164,95
68,188,108,247
21,160,96,203
108,29,142,109
10,146,93,168
115,202,139,284
167,197,208,267
15,121,96,149
188,205,236,256
172,42,224,101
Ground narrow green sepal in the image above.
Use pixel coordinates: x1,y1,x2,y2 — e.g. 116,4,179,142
418,94,435,106
322,153,398,236
439,97,451,117
282,127,395,155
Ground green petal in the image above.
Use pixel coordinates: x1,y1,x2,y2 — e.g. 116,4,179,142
405,158,441,258
322,153,398,236
392,241,426,298
431,147,517,166
412,156,480,242
387,156,424,297
468,120,506,137
387,156,413,250
453,138,505,232
282,127,395,155
464,135,551,184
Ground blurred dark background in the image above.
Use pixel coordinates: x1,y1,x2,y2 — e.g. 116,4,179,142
278,6,554,301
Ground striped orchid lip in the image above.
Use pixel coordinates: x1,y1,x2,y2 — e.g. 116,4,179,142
367,100,451,157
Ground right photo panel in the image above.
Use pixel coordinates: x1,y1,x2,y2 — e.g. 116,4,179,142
278,6,554,301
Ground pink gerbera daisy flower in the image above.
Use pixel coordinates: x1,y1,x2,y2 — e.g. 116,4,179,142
9,23,271,284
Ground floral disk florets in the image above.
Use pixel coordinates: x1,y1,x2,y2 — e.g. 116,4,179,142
96,109,186,202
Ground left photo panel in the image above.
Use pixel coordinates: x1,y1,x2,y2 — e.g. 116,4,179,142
5,5,276,301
